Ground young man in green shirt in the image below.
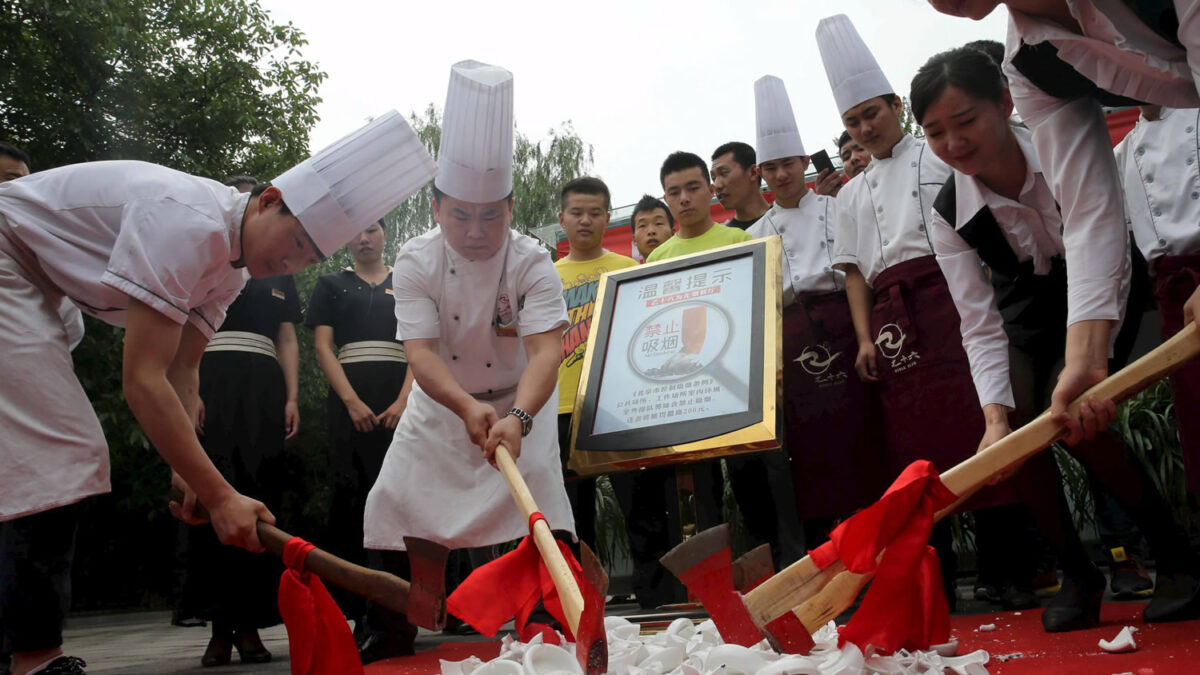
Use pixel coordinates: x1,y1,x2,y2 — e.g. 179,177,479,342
646,151,750,262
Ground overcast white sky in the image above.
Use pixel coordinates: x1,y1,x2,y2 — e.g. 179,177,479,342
257,0,1009,209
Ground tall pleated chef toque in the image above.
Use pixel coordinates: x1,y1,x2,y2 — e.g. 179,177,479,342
435,60,515,204
754,75,807,163
272,110,437,258
816,14,894,115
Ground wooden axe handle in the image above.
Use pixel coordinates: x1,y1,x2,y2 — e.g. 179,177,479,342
745,322,1200,632
169,489,411,615
494,443,585,636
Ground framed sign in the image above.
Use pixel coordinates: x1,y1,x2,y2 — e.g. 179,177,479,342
567,237,783,476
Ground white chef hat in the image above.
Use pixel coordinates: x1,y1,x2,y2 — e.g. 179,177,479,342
816,14,895,116
434,60,514,204
754,75,806,163
272,110,436,258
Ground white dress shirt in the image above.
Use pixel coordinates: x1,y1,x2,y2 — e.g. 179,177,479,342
932,127,1128,408
1003,0,1200,325
832,134,950,285
0,160,250,338
748,192,843,306
1114,107,1200,263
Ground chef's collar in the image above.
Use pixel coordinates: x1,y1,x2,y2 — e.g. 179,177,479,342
230,190,252,268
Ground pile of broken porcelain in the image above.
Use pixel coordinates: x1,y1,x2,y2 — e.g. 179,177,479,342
439,616,991,675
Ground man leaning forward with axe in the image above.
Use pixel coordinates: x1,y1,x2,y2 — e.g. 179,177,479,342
363,60,577,653
0,113,436,675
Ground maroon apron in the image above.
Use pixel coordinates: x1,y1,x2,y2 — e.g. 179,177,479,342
1154,253,1200,493
871,255,1015,509
783,291,887,520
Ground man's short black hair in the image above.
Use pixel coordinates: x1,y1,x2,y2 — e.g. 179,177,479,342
659,151,710,188
223,175,259,190
837,130,854,150
963,39,1006,68
711,142,756,170
249,181,292,216
0,142,31,167
629,194,674,235
431,184,515,205
560,176,611,211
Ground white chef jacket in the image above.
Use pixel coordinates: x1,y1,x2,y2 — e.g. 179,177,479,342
748,192,843,306
932,127,1129,409
0,160,251,338
364,228,574,550
1114,107,1200,263
831,134,949,285
1003,1,1200,326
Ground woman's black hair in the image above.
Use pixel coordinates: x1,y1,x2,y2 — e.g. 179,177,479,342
910,46,1007,126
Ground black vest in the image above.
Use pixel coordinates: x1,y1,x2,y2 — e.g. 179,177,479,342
933,178,1068,355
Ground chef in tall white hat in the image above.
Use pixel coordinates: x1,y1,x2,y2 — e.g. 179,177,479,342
816,13,1020,611
0,111,435,675
364,61,574,559
745,74,886,537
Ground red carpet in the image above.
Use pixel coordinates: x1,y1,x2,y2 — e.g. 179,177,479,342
366,602,1200,674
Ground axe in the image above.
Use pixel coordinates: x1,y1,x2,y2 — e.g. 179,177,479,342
663,321,1200,653
493,444,609,674
169,488,450,630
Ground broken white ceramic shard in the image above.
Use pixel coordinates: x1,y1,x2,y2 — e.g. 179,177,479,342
977,623,997,632
471,660,523,675
441,656,484,675
1098,626,1138,653
932,637,959,657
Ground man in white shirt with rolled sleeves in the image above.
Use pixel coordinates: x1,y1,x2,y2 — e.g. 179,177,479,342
0,113,435,675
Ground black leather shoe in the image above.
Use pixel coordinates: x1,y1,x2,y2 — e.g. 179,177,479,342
233,630,272,664
201,634,232,667
1042,570,1104,633
358,633,415,664
1143,570,1200,623
1001,585,1040,611
41,656,88,675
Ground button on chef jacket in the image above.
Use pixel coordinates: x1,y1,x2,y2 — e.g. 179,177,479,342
0,160,250,338
748,192,843,306
831,134,950,285
1002,1,1200,326
1115,107,1200,263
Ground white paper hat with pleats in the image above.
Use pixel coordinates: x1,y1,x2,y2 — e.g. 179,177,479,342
816,14,894,115
434,60,514,203
755,75,806,163
273,110,437,257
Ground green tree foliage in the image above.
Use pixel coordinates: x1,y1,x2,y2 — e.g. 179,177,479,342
0,0,325,177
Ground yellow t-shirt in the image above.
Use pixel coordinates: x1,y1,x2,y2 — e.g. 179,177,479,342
645,222,752,262
555,250,639,414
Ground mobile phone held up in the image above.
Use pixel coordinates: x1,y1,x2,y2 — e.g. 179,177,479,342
810,149,835,175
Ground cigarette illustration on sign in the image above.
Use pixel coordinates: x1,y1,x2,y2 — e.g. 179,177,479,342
631,303,731,381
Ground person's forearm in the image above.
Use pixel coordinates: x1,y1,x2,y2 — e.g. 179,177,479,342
1064,319,1113,375
315,342,361,404
124,372,233,505
407,347,476,418
844,266,874,345
277,323,300,403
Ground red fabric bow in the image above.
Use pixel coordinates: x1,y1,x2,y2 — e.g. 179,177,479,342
446,513,583,643
278,537,364,675
809,460,958,653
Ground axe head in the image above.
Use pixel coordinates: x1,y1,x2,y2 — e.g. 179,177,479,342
575,541,609,675
758,608,817,655
660,524,766,647
404,536,450,630
731,544,774,593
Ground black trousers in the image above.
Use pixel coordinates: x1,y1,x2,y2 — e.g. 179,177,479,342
0,502,80,653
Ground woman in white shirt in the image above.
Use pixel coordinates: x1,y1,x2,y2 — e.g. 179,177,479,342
913,44,1200,632
928,0,1200,451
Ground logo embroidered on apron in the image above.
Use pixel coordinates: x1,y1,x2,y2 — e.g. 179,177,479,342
875,322,921,372
795,343,847,387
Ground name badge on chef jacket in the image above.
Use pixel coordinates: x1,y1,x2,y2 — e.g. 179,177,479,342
494,292,522,337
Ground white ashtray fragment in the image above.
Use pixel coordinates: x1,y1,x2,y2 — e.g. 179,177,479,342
977,623,997,632
1099,626,1139,653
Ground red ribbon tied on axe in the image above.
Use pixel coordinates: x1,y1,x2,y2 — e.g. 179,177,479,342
278,537,365,675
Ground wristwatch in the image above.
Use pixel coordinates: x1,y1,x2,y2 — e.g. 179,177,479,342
506,407,534,437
